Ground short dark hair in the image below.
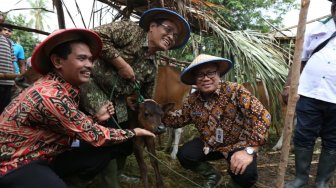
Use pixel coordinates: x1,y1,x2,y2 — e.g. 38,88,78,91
49,39,90,59
144,18,169,32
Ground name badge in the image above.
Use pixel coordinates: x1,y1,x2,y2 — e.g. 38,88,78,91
215,128,224,143
71,139,80,147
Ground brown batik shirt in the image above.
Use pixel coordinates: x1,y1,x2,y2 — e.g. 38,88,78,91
80,21,157,123
163,81,271,157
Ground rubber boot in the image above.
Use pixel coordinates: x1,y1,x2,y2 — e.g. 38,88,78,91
285,147,314,188
315,149,336,188
117,156,141,184
190,162,224,188
100,159,121,188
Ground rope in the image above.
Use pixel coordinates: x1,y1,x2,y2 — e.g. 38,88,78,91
108,78,145,129
134,143,202,187
132,80,145,104
108,78,122,129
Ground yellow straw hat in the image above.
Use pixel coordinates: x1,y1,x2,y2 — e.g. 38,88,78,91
180,54,233,85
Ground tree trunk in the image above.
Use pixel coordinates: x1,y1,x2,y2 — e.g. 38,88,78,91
275,0,310,187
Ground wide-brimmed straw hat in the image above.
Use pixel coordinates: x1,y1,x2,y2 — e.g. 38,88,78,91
32,28,102,75
180,54,233,85
139,8,190,49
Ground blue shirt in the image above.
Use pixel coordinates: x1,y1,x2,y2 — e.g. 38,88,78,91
12,42,25,74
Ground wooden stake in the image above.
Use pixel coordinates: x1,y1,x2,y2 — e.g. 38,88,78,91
275,0,310,187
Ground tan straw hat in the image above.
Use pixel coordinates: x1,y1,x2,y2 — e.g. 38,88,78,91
139,8,190,49
180,54,233,85
32,28,102,75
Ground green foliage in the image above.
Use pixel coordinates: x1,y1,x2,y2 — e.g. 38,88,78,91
28,0,51,31
209,0,299,32
6,14,40,59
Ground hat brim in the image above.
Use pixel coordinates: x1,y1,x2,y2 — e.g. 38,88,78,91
180,58,233,85
32,28,102,75
139,8,190,49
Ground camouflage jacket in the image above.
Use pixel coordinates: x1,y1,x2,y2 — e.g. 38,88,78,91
80,21,157,123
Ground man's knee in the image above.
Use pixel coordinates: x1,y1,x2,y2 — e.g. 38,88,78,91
230,170,258,187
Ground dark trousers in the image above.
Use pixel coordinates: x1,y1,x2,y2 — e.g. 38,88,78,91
177,138,258,188
51,139,133,180
0,85,12,114
294,96,336,150
0,161,67,188
51,120,133,180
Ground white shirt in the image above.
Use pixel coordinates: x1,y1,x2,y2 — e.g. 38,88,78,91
298,17,336,104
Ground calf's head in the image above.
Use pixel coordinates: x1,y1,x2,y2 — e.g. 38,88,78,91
127,97,174,135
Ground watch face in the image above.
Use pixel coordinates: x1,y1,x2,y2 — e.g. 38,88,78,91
246,147,254,154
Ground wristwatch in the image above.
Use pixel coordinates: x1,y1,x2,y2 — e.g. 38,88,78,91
245,147,256,155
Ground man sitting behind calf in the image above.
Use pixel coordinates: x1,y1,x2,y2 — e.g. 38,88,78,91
163,54,271,188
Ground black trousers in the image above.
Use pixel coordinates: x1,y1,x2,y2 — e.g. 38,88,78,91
0,161,67,188
51,139,133,180
0,85,12,114
177,138,258,188
51,120,134,180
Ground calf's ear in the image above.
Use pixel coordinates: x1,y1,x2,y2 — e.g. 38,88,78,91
126,96,138,111
161,103,175,113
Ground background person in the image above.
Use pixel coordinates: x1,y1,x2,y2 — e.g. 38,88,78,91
163,54,271,188
0,18,15,113
284,0,336,187
1,22,25,74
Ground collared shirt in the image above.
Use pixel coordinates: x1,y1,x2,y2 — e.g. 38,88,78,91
163,81,271,157
298,17,336,103
0,35,15,85
0,72,135,176
80,21,157,123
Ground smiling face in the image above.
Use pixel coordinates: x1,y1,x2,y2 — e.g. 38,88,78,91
50,42,93,87
147,19,179,53
194,63,220,96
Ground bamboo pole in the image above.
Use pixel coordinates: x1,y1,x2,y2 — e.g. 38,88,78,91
275,0,310,187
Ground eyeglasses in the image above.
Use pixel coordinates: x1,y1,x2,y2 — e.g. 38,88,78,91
195,70,218,81
159,23,178,41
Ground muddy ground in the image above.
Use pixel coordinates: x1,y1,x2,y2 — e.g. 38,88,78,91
88,127,336,188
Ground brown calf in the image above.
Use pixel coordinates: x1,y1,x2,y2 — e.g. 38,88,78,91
127,96,174,188
153,65,191,159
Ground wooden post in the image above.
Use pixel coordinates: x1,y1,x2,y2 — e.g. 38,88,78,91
53,0,66,29
275,0,310,187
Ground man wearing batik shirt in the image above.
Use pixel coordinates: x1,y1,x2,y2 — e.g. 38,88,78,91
163,54,271,188
0,28,155,188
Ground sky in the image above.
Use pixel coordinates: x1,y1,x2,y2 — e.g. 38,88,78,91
0,0,332,37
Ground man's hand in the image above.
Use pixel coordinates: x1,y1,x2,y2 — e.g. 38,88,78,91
118,63,135,81
95,101,115,122
230,150,254,175
110,56,135,81
281,86,290,105
133,128,156,137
